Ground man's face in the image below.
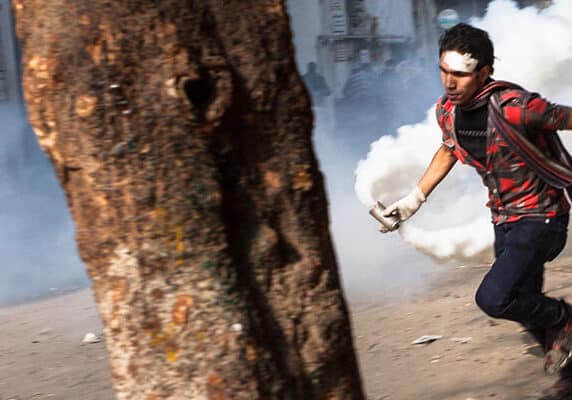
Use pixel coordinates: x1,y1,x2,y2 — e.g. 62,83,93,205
439,51,490,106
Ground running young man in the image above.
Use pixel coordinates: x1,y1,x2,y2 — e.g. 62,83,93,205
383,23,572,399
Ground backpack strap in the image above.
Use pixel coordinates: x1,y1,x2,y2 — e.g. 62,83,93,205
489,92,572,190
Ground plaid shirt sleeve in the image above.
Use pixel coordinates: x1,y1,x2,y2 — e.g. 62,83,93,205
504,92,571,132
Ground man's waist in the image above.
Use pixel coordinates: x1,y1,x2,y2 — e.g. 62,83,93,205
493,211,570,226
491,202,570,224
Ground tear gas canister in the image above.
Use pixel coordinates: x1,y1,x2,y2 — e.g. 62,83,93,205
369,201,400,232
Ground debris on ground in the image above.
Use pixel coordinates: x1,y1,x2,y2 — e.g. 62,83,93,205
412,335,442,345
82,332,102,344
451,337,472,344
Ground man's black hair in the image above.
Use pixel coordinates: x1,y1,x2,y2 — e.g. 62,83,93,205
439,23,495,74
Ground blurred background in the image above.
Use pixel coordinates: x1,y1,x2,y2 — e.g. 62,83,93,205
0,0,555,306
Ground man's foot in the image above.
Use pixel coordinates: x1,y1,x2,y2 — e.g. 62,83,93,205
545,304,572,375
545,349,572,376
540,378,572,400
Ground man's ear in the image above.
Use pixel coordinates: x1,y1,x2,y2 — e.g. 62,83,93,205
478,65,491,84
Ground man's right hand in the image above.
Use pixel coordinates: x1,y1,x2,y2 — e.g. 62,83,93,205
383,186,426,222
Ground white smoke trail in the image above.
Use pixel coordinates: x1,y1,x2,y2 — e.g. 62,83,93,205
355,0,572,263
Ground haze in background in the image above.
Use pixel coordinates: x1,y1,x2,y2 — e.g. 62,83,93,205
286,0,445,303
0,2,88,305
356,0,572,264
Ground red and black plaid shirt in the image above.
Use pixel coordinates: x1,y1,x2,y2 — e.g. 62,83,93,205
436,87,571,224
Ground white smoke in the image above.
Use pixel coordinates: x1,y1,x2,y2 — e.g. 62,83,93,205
355,0,572,263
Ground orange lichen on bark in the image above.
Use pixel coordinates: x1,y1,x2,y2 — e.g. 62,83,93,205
165,347,178,363
172,295,194,325
99,23,119,64
207,374,226,400
154,208,166,224
292,168,313,191
27,55,51,89
268,1,284,15
264,170,282,189
44,102,57,128
111,278,129,303
175,225,184,255
75,95,97,117
149,331,167,348
207,373,223,386
195,331,207,343
87,42,103,65
208,392,226,400
245,343,257,361
78,14,91,26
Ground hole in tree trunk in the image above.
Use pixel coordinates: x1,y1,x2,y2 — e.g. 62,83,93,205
180,70,215,110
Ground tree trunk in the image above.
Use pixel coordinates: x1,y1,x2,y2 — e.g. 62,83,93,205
13,1,365,399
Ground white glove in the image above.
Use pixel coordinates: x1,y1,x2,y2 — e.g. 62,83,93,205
383,186,426,222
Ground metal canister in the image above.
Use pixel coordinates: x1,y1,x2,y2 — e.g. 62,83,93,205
369,201,400,232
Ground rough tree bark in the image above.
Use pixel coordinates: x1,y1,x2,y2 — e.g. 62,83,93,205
14,1,365,399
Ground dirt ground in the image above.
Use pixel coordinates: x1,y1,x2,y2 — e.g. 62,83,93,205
3,255,572,400
352,257,572,400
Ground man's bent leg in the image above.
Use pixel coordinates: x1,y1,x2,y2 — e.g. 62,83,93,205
475,216,570,374
475,217,567,328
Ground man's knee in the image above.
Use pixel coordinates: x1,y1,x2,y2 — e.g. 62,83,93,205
475,282,511,319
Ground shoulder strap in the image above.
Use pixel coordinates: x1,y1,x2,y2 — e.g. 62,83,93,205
489,93,572,190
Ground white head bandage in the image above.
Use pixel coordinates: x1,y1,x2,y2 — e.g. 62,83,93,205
443,51,479,73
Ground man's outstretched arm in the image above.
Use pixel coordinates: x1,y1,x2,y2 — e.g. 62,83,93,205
384,144,457,221
418,144,458,197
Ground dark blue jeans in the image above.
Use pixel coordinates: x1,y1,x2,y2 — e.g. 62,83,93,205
475,214,569,330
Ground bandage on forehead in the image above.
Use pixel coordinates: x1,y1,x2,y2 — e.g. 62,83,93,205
443,51,479,73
